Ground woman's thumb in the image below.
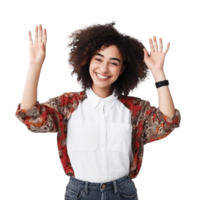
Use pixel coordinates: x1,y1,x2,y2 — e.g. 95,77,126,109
143,48,148,61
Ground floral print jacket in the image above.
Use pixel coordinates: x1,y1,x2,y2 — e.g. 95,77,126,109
13,91,183,180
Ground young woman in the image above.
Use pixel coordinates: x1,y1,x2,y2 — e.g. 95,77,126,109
14,20,183,200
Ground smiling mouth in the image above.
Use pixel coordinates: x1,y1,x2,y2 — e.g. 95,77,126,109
95,72,111,81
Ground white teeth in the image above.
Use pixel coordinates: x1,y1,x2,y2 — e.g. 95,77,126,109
96,73,109,79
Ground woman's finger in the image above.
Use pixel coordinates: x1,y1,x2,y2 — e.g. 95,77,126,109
43,28,47,47
153,36,158,51
159,38,163,52
26,29,33,44
38,24,43,43
164,42,170,54
149,38,155,52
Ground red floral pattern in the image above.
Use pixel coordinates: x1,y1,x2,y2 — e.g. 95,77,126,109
13,91,183,184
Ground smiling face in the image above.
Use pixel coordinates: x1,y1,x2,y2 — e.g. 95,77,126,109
89,44,124,97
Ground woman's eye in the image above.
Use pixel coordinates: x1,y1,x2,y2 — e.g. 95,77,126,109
96,58,117,65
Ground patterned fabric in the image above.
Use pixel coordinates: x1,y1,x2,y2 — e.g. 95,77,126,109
15,90,181,179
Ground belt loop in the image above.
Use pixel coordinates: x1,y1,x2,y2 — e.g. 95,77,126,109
85,181,89,195
112,180,118,194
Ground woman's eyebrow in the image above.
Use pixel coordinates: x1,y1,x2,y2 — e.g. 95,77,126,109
94,53,121,63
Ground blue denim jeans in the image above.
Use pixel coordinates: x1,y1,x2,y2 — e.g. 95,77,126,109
64,175,138,200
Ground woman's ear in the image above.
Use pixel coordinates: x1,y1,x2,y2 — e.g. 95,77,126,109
120,65,125,75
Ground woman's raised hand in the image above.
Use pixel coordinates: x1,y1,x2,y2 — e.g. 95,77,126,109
28,24,47,66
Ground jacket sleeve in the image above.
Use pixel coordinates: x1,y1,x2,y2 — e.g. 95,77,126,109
15,94,64,133
135,97,181,145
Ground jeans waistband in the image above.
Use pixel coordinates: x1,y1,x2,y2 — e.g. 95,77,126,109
68,175,131,194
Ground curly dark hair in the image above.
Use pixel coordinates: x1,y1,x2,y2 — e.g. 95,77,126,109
67,21,150,98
